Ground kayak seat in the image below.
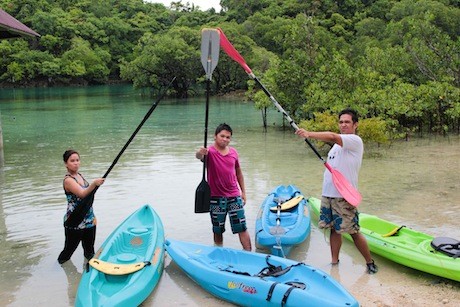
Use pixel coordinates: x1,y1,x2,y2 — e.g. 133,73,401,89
129,227,149,234
431,237,460,258
89,258,150,275
117,253,138,263
270,195,304,212
121,229,152,248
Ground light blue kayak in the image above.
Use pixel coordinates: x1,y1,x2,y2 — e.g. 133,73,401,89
75,205,165,307
165,239,359,307
255,185,311,257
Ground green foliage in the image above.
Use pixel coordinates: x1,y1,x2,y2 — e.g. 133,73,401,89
11,49,54,80
358,117,390,144
299,112,339,133
1,0,459,136
242,13,292,54
61,37,110,81
221,0,271,23
297,112,339,150
120,27,201,97
40,58,62,78
3,62,24,83
298,112,390,145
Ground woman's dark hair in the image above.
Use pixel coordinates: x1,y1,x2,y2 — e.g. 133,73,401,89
63,149,79,162
339,108,359,123
215,123,233,135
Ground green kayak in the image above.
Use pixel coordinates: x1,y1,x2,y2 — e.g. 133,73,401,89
308,197,460,282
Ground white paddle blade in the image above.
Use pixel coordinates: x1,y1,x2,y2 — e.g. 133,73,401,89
200,28,220,80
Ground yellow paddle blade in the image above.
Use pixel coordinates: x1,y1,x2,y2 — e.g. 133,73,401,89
270,195,304,212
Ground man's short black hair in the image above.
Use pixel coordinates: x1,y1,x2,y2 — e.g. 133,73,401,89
215,123,233,135
339,108,359,123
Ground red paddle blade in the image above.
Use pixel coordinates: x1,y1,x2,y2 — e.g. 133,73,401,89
325,163,362,207
217,28,252,74
217,26,361,206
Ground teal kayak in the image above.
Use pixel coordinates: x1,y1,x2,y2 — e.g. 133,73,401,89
308,197,460,282
75,205,165,306
165,239,359,307
255,185,311,257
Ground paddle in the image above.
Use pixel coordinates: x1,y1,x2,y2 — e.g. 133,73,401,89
64,77,177,227
270,197,286,258
217,28,362,207
194,28,220,213
269,198,286,235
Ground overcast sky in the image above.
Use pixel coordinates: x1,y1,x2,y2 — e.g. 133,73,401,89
148,0,221,11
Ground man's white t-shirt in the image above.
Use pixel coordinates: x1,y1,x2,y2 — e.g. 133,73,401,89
322,134,363,198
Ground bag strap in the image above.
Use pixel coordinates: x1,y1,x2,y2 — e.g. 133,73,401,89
281,286,296,306
265,282,279,301
436,242,460,250
434,243,460,258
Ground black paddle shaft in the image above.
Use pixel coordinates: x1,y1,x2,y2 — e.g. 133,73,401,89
103,76,177,180
195,29,219,214
202,78,210,177
253,76,326,163
194,78,212,214
64,77,176,227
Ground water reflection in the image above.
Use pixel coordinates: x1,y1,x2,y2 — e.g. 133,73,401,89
0,163,40,304
61,261,81,305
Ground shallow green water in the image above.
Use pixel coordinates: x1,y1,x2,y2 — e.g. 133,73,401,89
0,85,459,306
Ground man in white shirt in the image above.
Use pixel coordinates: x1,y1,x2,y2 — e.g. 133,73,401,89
296,108,378,274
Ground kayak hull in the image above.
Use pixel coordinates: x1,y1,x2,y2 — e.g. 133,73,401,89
165,239,359,307
255,185,311,257
75,204,165,306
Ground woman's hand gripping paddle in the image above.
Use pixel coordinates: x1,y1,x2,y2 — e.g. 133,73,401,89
195,29,220,213
217,28,362,206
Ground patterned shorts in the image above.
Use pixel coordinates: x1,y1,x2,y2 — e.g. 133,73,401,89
210,196,247,234
318,196,360,234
